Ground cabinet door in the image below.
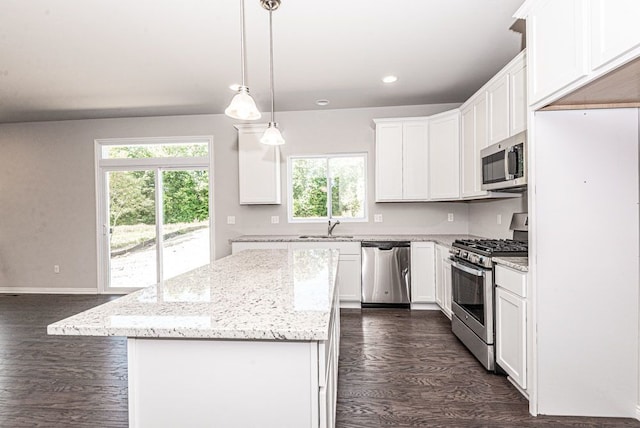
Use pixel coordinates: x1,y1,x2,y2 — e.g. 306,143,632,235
237,125,281,204
488,74,510,145
509,56,527,136
434,245,445,308
410,242,435,303
460,104,476,198
375,122,404,201
443,259,452,318
337,254,362,303
496,287,527,389
428,111,460,200
402,121,429,200
591,0,640,71
528,0,588,105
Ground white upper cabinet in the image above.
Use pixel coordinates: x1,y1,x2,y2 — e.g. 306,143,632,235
374,121,405,201
402,121,430,200
526,0,588,105
488,74,510,145
461,52,525,199
428,110,460,200
517,0,640,107
590,0,640,71
508,54,528,135
461,92,488,198
235,124,281,205
374,118,428,202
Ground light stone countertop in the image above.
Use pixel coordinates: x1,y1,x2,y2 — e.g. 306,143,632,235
47,249,340,341
230,234,481,249
493,256,529,272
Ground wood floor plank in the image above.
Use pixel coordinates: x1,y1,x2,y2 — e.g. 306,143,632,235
0,295,638,427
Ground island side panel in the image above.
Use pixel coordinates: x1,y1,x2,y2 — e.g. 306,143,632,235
127,338,319,428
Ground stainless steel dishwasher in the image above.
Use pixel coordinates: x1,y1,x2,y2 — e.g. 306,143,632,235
361,241,411,306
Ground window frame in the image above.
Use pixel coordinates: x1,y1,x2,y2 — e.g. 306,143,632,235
287,153,368,224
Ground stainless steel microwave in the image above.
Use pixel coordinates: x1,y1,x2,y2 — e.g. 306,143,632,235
480,132,527,191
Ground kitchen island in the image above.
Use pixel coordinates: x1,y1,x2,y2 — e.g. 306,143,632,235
48,248,340,428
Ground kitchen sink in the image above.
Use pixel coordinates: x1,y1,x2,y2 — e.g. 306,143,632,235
298,235,354,239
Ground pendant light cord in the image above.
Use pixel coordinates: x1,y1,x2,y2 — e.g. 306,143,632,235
269,5,275,123
240,0,247,88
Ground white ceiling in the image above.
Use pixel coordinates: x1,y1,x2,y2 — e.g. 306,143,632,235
0,0,525,123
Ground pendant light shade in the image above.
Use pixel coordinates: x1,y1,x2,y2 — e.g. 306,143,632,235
225,0,261,120
260,122,285,145
225,86,261,120
260,0,285,145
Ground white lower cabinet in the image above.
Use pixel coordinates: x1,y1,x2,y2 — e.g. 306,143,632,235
495,264,527,391
232,241,361,307
410,242,436,303
434,244,452,318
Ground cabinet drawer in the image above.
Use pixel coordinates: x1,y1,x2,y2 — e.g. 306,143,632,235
495,264,526,297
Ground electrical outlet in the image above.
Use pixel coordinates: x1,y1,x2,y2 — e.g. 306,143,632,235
448,213,454,222
374,214,383,223
497,214,502,225
54,265,60,274
271,216,279,224
227,216,236,225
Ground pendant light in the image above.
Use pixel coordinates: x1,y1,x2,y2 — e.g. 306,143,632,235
260,0,285,145
225,0,261,120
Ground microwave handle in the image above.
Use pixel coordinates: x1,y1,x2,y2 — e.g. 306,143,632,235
505,148,515,180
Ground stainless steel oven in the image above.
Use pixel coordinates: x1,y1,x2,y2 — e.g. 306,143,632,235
450,258,495,371
450,216,529,371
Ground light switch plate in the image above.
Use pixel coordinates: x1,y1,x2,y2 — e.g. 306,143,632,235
497,214,502,225
271,216,279,224
227,216,236,225
448,213,454,222
374,214,383,223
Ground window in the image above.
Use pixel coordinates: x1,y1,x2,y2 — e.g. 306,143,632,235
288,154,367,222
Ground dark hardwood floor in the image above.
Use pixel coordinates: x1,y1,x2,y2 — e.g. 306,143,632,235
0,295,638,427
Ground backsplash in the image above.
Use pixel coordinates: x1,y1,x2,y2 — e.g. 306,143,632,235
467,194,527,239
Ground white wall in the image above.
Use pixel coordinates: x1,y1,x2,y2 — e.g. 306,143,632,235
0,103,472,292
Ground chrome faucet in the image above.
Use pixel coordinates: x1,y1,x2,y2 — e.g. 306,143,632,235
328,219,341,236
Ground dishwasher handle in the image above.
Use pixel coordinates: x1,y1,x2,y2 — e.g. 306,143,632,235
361,241,411,250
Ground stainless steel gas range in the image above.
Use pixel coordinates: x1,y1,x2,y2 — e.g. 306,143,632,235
450,214,528,371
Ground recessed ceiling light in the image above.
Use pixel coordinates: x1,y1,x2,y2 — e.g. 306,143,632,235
316,99,330,106
229,83,241,91
382,75,398,83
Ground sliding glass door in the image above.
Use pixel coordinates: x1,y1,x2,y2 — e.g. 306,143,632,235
96,137,213,293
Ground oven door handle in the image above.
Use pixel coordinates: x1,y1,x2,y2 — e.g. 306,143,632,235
450,260,485,277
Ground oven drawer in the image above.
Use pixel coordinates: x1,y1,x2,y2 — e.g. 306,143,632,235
495,265,526,298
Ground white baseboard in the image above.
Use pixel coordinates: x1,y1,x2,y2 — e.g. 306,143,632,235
339,301,361,309
0,287,98,294
410,302,440,311
635,404,640,421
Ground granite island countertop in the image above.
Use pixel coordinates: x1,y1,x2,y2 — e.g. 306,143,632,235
48,249,340,341
230,234,481,248
493,256,529,272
